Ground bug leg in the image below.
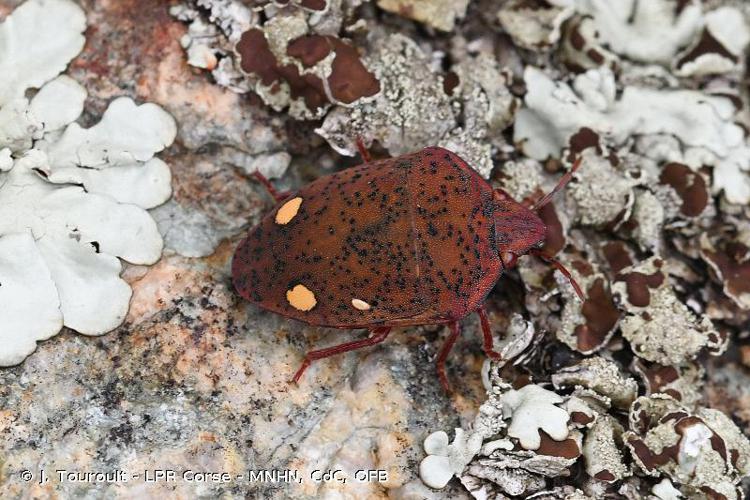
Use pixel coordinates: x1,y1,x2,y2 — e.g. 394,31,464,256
436,322,462,392
529,249,585,301
476,307,502,360
252,171,290,203
291,327,392,384
355,136,372,163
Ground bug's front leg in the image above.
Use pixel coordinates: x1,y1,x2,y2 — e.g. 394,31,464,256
290,327,392,384
252,171,291,203
476,306,503,360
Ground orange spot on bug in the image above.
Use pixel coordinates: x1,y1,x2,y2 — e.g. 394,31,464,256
275,197,303,225
286,284,317,311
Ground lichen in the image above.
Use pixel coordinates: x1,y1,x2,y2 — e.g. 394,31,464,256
612,257,727,365
0,0,175,366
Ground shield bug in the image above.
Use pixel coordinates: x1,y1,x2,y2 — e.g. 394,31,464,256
232,144,582,390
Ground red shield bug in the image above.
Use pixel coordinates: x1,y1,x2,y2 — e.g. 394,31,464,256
232,143,583,390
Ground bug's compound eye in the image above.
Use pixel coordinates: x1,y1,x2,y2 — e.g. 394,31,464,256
493,189,508,201
500,251,518,268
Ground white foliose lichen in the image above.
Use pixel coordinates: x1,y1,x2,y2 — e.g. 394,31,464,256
0,0,176,366
570,0,704,65
419,377,508,489
514,66,750,205
419,373,580,493
502,384,570,450
553,0,749,79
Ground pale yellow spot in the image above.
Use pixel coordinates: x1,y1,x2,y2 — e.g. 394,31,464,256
351,298,371,311
286,284,317,311
275,197,303,225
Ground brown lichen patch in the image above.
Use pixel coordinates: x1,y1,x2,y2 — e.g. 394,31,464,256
593,470,615,481
701,236,750,310
567,127,601,161
237,30,379,111
676,28,738,70
574,278,620,352
286,35,333,67
236,28,329,112
621,394,750,498
571,260,594,277
636,363,679,395
536,430,581,459
556,260,619,354
298,0,327,10
630,359,708,408
325,37,381,104
601,241,634,275
286,34,380,103
560,18,618,73
627,415,728,474
443,71,459,96
614,269,665,307
571,411,595,426
659,163,709,217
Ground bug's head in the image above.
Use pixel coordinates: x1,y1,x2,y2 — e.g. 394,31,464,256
493,156,585,300
493,190,546,269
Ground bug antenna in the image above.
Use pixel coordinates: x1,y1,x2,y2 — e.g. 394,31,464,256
529,249,585,301
531,155,583,212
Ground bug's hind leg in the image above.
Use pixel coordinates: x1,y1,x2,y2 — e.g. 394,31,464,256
252,171,290,203
476,306,502,360
436,322,462,391
291,327,391,384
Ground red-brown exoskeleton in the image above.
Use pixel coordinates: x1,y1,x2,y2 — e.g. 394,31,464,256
232,144,582,390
